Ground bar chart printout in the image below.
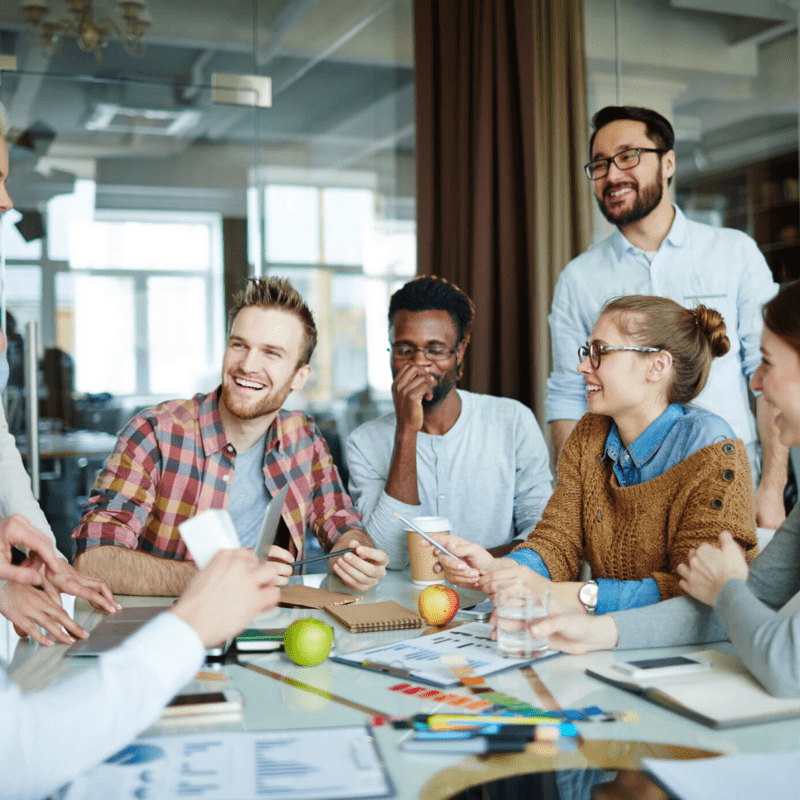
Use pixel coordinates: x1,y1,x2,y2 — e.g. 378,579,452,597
62,726,394,800
335,622,554,686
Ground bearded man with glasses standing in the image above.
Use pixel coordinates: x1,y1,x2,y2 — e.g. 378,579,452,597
345,276,552,569
547,105,785,530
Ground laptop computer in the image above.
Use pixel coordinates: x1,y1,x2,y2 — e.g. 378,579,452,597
65,483,291,658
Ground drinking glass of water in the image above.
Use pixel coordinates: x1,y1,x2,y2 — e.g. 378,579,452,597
495,582,551,658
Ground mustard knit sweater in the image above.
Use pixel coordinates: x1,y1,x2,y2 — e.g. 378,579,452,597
513,413,758,599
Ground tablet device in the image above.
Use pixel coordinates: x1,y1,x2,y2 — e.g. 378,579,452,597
254,483,290,561
178,483,290,568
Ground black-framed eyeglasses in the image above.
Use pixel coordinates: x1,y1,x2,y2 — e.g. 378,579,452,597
389,342,460,361
584,147,667,180
578,342,661,369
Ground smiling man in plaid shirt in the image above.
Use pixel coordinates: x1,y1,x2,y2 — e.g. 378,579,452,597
73,277,388,596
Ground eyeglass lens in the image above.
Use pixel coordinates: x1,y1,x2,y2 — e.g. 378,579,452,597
587,149,641,179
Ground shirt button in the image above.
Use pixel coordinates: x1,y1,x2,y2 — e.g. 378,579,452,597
722,470,735,481
439,494,444,499
711,498,723,510
722,443,735,454
223,474,231,482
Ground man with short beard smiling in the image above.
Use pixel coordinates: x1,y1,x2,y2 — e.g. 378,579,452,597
74,277,388,596
546,105,786,531
345,276,552,570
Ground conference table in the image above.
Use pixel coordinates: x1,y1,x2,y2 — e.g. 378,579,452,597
8,570,800,799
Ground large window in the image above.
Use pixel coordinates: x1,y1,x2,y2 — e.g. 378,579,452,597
254,183,415,409
53,210,223,397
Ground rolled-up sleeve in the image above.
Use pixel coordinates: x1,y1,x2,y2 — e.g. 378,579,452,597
73,418,162,557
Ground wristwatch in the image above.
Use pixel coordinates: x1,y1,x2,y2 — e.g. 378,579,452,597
578,579,598,614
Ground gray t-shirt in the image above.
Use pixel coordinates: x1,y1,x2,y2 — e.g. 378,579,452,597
227,432,270,548
612,499,800,697
345,390,553,570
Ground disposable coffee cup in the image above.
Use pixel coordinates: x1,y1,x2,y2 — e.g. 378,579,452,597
407,516,450,585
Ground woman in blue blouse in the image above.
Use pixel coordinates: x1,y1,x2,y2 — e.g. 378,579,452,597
436,295,757,615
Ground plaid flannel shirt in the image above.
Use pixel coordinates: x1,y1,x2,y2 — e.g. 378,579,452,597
73,390,363,561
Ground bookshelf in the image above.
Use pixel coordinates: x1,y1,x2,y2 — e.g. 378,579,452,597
677,151,800,283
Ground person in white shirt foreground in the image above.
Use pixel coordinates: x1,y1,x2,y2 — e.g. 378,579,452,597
1,515,282,800
528,279,800,698
0,108,119,644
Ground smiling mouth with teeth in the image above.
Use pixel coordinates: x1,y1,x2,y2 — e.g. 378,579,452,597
586,384,601,394
233,377,265,390
606,185,635,199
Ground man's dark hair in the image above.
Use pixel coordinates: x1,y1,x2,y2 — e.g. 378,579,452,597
388,276,475,345
589,106,675,157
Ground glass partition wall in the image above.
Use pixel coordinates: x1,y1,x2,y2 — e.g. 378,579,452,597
584,0,799,284
0,0,415,560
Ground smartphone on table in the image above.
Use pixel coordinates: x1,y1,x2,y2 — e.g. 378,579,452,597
163,690,244,717
612,655,710,680
235,627,287,652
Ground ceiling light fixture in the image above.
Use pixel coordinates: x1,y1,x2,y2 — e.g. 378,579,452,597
20,0,151,61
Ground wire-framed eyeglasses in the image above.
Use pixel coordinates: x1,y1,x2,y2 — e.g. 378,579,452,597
578,342,661,369
389,342,460,361
584,147,667,180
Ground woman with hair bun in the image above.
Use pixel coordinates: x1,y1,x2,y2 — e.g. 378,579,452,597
437,295,758,614
528,281,800,697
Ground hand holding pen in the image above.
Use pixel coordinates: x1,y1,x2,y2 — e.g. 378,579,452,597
291,548,356,571
393,513,485,588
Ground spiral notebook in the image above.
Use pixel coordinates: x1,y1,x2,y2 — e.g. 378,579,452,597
323,600,423,632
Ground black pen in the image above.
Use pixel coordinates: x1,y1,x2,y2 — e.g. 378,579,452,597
292,548,357,569
402,736,527,754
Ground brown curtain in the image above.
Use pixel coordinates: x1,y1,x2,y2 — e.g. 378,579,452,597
414,0,592,424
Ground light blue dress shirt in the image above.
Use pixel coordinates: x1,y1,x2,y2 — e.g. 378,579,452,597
545,206,777,448
509,404,736,613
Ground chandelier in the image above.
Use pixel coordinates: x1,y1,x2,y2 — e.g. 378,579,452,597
20,1,151,61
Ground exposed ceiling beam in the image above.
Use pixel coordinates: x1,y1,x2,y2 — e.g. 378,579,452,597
257,0,320,67
273,0,394,97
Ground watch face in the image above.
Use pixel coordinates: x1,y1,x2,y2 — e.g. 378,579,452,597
580,581,598,609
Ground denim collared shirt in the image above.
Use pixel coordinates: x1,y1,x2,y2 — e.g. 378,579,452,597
604,404,735,488
509,405,736,614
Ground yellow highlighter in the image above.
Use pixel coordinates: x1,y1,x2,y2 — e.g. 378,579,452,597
425,713,561,730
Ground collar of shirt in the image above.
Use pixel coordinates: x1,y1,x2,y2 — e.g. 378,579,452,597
610,204,689,262
603,403,684,487
197,389,287,458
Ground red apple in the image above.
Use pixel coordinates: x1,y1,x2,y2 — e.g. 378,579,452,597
418,584,460,625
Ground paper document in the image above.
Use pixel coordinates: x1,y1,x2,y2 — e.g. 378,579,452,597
334,621,557,687
586,649,800,728
643,751,800,800
62,726,394,800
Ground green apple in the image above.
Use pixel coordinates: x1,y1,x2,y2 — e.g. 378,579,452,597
283,618,334,666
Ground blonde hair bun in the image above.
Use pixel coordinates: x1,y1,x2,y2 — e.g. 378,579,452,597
695,304,730,358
